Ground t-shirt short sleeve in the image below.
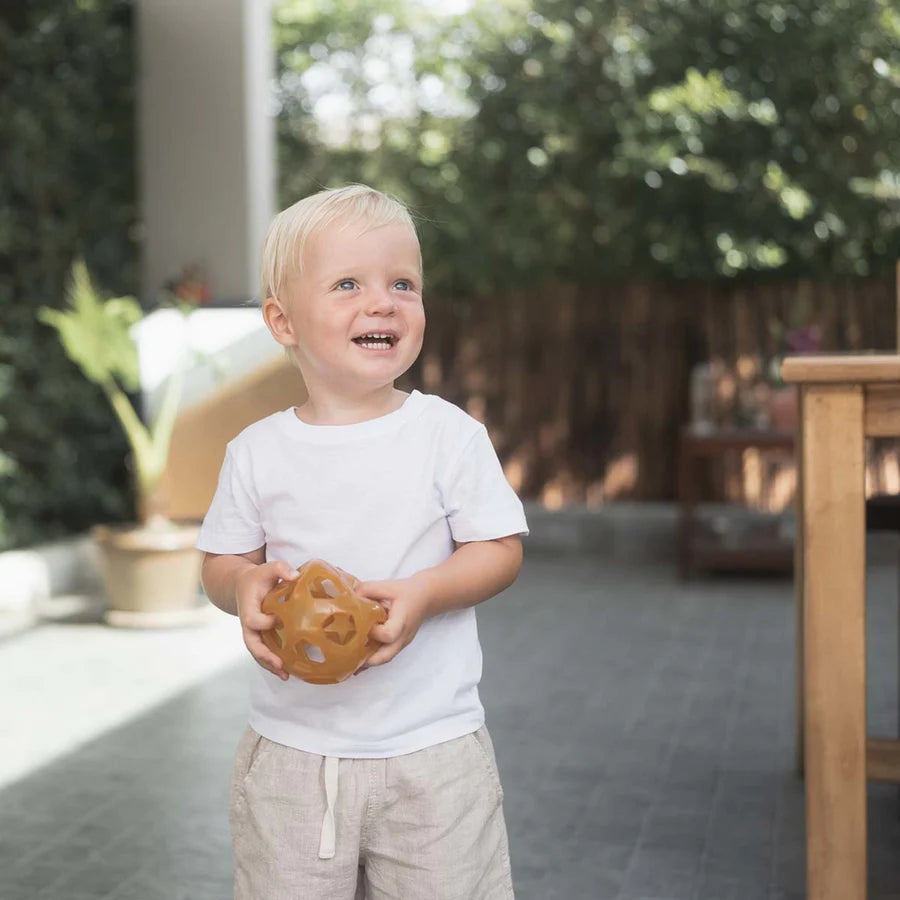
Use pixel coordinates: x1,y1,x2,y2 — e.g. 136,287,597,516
441,425,529,543
195,444,265,554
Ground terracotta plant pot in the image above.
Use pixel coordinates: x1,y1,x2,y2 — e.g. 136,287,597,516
91,522,205,627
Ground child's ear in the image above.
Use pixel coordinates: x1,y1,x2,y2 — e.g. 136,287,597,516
262,296,296,346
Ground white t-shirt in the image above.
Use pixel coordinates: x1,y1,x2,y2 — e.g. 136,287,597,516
196,389,529,757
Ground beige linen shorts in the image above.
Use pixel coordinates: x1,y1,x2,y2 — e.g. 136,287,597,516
230,725,515,900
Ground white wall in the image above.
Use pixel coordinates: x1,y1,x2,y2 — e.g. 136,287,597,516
136,0,274,303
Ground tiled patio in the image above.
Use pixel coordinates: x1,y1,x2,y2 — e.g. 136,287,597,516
3,547,900,899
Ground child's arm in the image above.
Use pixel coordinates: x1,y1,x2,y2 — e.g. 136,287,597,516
201,549,297,680
413,535,523,613
201,548,265,615
359,535,523,668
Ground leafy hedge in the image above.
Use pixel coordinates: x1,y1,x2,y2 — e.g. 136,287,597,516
0,1,137,550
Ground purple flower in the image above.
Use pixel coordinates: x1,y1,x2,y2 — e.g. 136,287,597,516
785,325,821,354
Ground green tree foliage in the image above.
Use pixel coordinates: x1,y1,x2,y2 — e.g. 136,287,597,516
274,0,900,293
0,1,136,549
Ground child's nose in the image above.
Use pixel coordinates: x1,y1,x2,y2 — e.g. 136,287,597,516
366,289,396,314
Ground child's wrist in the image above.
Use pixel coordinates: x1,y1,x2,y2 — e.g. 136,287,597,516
408,569,440,618
232,559,260,609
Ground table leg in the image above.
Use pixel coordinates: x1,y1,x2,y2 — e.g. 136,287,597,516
795,388,805,776
802,385,867,900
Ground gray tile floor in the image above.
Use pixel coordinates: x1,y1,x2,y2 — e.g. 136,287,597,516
3,550,900,899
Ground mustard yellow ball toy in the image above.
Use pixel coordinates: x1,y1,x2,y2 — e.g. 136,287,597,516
261,559,387,684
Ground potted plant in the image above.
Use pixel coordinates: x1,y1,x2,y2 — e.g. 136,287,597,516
39,260,206,627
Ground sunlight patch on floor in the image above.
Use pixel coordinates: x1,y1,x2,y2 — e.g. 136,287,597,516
0,607,246,789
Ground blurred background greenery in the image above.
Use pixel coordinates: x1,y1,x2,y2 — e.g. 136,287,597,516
2,0,899,549
274,0,900,290
1,0,135,551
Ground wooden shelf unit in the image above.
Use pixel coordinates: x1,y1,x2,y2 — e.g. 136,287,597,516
677,427,795,577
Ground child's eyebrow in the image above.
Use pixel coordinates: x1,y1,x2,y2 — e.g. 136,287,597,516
323,271,358,285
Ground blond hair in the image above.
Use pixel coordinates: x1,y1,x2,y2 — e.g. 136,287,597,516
260,184,419,303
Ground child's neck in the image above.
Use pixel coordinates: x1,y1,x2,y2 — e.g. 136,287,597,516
294,386,409,426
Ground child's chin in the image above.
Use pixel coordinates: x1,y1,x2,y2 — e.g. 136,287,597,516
347,359,404,378
354,348,408,368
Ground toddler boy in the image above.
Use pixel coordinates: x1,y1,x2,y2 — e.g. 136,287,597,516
198,185,528,899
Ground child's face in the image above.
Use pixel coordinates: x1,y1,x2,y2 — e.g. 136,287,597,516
267,219,425,397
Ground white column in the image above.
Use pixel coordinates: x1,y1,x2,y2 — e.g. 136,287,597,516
137,0,274,304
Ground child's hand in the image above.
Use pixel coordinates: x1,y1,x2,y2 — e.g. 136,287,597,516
235,561,298,681
356,575,433,669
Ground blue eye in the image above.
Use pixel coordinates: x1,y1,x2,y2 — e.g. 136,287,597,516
394,280,412,291
337,279,356,291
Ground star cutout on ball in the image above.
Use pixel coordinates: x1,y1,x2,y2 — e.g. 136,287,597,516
322,612,357,646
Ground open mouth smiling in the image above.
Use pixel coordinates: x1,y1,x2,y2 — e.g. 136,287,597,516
351,332,397,350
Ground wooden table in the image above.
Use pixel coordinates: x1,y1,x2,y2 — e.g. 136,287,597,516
677,427,795,578
783,353,900,900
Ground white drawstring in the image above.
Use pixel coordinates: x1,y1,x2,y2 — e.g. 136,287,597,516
318,756,339,859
